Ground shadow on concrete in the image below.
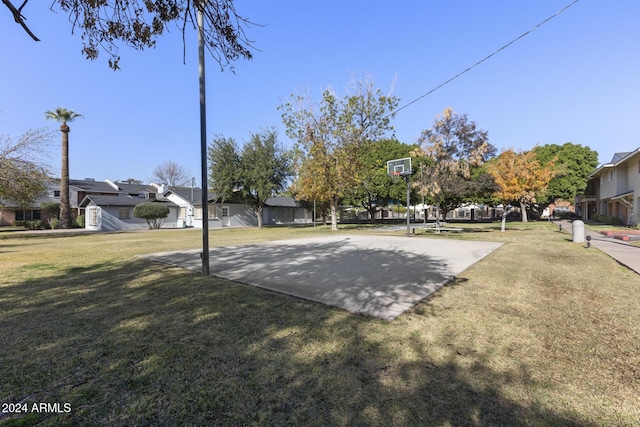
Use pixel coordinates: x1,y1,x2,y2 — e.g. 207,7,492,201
141,235,502,320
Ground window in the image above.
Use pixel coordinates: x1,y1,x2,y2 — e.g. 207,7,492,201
222,207,230,217
15,210,40,221
179,207,187,218
48,190,61,198
118,208,130,219
88,208,98,226
194,207,203,219
609,170,615,181
208,206,217,219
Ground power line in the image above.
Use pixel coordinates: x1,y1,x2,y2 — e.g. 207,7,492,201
390,0,582,117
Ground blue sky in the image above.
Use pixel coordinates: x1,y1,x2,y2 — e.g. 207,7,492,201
1,1,638,185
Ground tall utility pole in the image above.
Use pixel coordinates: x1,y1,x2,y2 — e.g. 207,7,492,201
198,7,210,275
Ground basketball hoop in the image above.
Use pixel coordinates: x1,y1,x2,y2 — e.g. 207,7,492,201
387,157,411,178
387,157,413,237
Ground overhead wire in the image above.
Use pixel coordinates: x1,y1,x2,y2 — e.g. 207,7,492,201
389,0,582,118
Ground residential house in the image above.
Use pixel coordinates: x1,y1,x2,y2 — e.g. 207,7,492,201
263,196,314,225
2,177,313,230
162,187,239,228
164,187,313,228
69,178,121,218
577,150,640,225
0,180,60,226
80,194,179,231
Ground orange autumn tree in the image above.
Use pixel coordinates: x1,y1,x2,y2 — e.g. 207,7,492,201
487,149,557,231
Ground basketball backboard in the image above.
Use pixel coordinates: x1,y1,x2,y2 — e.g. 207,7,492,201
387,157,412,176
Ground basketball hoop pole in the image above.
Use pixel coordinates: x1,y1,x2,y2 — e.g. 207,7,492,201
387,158,412,237
404,174,411,237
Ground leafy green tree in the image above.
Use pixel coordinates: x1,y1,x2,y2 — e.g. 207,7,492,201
208,135,241,201
45,107,82,229
208,129,292,229
4,0,256,70
532,143,599,216
0,128,52,206
239,129,292,228
133,202,170,229
412,107,496,224
280,75,398,230
343,139,415,222
40,201,60,229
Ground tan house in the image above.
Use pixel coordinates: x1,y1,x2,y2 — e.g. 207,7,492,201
577,150,640,225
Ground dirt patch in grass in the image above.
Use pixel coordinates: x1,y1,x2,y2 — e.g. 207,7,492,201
1,224,639,425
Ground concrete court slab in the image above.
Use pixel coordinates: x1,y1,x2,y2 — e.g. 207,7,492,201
139,235,503,320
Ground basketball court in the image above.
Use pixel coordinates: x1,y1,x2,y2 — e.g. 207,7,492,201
139,234,503,320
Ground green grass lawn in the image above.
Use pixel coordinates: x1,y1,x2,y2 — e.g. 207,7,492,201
1,223,639,426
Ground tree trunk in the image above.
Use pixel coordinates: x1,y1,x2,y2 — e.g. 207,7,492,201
59,123,71,229
520,201,528,222
367,204,377,224
501,207,508,232
441,207,449,224
330,197,339,230
255,206,263,229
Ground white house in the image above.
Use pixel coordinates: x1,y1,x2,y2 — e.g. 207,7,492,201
577,150,640,225
80,194,179,231
164,188,313,228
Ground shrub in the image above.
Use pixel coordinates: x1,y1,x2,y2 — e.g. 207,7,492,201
48,218,59,229
76,215,85,228
133,202,170,229
557,211,577,220
25,220,44,230
40,201,60,219
593,213,624,225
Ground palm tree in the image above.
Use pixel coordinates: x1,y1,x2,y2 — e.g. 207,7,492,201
45,108,83,229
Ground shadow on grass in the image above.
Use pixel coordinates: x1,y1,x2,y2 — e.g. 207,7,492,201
1,259,591,426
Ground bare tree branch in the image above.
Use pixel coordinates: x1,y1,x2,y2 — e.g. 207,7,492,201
4,1,259,70
2,0,40,41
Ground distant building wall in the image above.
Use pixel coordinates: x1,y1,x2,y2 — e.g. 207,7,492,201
0,209,16,226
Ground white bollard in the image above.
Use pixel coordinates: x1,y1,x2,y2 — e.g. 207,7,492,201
572,220,585,243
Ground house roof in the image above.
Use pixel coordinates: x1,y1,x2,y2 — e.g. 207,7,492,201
69,179,119,194
164,187,217,203
265,196,299,208
112,181,157,196
611,152,632,163
79,194,177,208
590,148,640,178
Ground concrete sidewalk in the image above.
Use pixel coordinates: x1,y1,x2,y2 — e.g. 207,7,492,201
139,234,503,320
559,220,640,275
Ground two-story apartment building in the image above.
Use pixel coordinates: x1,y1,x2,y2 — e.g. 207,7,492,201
578,150,640,225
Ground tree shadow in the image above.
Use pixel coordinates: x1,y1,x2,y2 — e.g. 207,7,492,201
142,236,498,320
1,258,595,426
